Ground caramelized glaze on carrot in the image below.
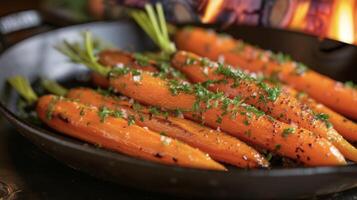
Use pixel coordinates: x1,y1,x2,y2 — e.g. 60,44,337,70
37,95,226,170
106,70,346,166
66,88,269,168
175,27,357,120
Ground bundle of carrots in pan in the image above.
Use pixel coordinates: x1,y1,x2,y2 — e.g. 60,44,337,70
8,3,357,171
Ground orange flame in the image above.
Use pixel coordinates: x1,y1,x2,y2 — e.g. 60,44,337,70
328,0,355,44
201,0,224,23
289,0,311,30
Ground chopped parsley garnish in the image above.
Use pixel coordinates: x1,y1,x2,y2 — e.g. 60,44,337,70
272,52,291,64
127,115,136,125
199,57,212,66
266,153,273,161
243,119,250,126
98,106,123,122
96,87,112,96
79,107,85,116
168,79,192,95
133,53,150,66
215,63,248,81
132,102,142,112
185,57,196,65
295,62,308,75
46,96,60,120
275,144,282,151
216,116,223,124
243,104,265,117
282,127,296,137
296,91,307,99
258,82,281,101
345,81,357,89
212,61,281,102
314,113,332,128
149,106,161,116
173,109,183,117
109,66,131,76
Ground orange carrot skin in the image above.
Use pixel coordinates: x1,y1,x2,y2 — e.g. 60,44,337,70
66,88,269,168
224,52,357,120
109,71,346,166
175,27,357,120
37,95,226,170
98,50,158,72
172,51,357,162
283,86,357,142
92,50,158,88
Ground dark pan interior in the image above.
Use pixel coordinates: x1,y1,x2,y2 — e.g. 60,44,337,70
0,21,357,199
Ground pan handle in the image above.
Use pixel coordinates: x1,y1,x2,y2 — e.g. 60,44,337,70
0,10,43,50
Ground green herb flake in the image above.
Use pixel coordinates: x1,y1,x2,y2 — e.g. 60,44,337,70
275,144,282,151
46,97,59,120
266,153,273,161
132,102,142,112
133,53,150,66
98,106,111,122
173,109,183,118
243,104,265,117
199,57,212,66
98,106,123,122
295,62,308,75
282,127,296,137
79,107,85,116
127,115,136,125
216,116,223,124
344,81,357,89
314,113,333,128
272,52,291,64
149,107,161,116
243,119,250,126
258,82,281,101
168,79,192,96
185,57,196,65
296,91,307,100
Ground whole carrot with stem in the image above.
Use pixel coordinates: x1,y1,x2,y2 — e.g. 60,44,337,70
171,51,357,162
89,48,357,144
41,79,270,168
57,3,348,166
64,87,270,168
38,95,226,170
9,77,226,170
109,69,346,166
175,27,357,120
60,32,346,166
92,50,158,88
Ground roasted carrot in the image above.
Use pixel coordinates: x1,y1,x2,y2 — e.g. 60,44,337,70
36,95,226,170
92,50,158,87
282,86,357,142
66,87,269,168
171,51,357,162
59,31,346,165
175,27,357,120
106,69,345,166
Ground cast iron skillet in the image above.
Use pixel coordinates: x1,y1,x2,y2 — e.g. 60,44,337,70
0,21,357,199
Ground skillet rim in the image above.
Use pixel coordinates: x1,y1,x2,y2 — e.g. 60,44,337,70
0,20,357,178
